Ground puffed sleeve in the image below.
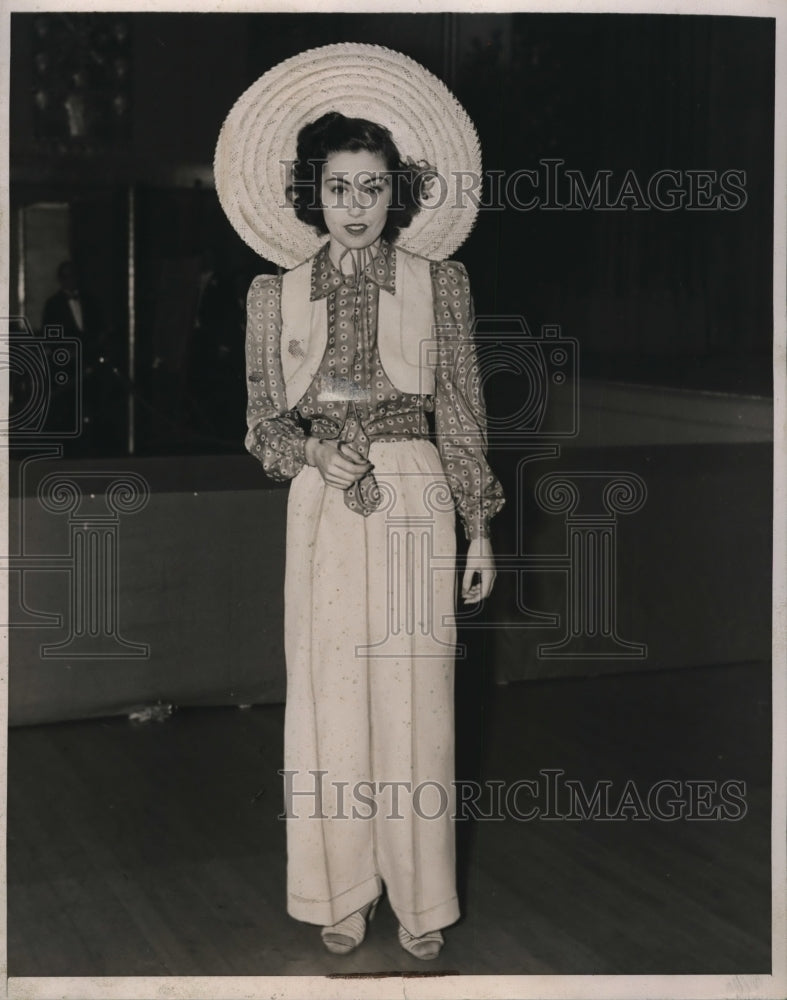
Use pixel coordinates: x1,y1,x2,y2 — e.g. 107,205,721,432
244,274,307,481
430,259,505,540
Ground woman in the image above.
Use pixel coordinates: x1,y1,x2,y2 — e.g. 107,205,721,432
215,44,504,961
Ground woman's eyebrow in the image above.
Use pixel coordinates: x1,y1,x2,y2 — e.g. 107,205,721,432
355,174,390,188
324,171,389,184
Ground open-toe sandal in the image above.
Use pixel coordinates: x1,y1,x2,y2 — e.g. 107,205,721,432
397,924,444,960
321,897,380,955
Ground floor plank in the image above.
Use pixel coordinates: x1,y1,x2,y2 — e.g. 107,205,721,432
8,661,772,976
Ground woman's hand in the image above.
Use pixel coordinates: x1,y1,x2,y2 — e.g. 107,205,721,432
462,535,497,604
306,437,372,490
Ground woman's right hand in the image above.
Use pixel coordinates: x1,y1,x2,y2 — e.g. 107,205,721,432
305,437,372,490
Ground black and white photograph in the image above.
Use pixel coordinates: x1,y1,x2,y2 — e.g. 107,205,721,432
1,1,785,998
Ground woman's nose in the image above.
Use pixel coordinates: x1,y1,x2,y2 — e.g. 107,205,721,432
347,196,365,216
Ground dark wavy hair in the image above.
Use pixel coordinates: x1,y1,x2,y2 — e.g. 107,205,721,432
289,112,435,244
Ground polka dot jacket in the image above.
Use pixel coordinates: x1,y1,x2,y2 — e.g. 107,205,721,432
245,239,505,540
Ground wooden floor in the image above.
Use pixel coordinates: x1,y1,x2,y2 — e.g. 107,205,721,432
8,660,771,977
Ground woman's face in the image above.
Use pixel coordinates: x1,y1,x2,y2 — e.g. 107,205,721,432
321,149,391,251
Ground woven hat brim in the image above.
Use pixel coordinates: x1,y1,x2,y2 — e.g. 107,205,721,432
214,43,481,269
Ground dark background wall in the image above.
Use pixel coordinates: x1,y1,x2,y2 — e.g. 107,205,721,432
7,441,773,726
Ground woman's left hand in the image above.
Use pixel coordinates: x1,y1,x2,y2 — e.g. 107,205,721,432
462,536,497,604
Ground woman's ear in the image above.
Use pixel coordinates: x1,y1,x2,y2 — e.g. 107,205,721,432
415,167,438,208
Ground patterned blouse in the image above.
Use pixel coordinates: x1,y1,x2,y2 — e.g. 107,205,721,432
245,239,504,540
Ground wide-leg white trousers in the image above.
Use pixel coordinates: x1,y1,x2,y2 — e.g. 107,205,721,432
283,439,460,937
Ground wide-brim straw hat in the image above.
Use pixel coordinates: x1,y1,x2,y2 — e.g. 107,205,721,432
214,42,481,270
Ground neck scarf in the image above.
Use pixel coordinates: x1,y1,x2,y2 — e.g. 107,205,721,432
334,241,383,516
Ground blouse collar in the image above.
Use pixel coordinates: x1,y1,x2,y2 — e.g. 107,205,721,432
310,238,396,301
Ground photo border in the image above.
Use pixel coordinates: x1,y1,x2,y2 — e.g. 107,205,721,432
1,1,784,998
